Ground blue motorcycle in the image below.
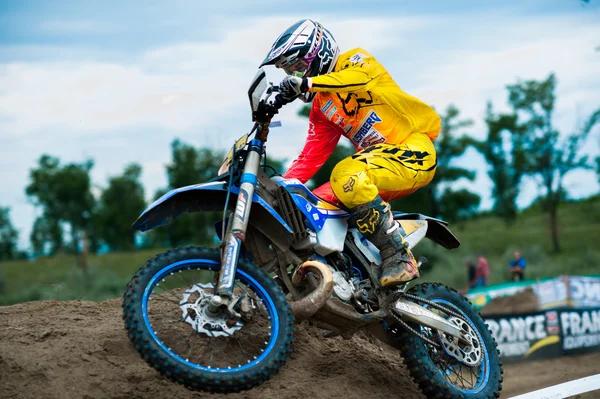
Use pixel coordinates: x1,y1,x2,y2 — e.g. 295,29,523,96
122,69,502,398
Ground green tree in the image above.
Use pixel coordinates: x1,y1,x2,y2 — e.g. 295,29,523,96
438,188,481,224
30,214,63,256
25,155,95,268
298,104,311,118
0,207,19,261
391,188,435,215
472,103,528,223
506,73,599,252
428,105,479,218
264,155,287,177
151,140,225,247
591,112,600,184
96,163,147,251
167,144,221,187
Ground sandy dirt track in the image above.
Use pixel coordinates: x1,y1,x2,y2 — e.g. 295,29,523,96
1,299,599,399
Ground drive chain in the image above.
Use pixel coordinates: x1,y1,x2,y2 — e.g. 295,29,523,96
390,310,441,348
402,293,471,325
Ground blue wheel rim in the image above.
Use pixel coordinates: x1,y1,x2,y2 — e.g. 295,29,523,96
141,259,280,373
425,299,490,394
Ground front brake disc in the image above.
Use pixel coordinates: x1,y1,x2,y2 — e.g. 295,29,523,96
180,283,243,337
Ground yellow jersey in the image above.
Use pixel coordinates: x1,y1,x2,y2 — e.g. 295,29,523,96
309,48,441,148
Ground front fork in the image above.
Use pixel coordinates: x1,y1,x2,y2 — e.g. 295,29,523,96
217,139,264,298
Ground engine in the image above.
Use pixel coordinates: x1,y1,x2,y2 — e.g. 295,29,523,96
326,254,377,313
331,270,355,302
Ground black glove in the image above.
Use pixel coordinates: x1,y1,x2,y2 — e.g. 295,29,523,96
254,98,282,124
279,76,309,102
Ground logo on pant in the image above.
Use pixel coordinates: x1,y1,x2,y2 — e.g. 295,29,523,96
356,209,379,235
343,176,356,192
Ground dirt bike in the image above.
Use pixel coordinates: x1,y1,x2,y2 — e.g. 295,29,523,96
122,68,503,398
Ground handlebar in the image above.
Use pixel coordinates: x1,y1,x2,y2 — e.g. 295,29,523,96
252,84,283,142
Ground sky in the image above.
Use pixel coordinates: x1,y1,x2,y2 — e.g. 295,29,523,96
1,0,599,250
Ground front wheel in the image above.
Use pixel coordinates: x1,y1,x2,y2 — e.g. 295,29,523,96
392,283,503,399
122,246,294,393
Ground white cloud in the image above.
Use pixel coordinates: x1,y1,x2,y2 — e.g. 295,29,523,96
407,16,600,137
0,60,246,135
0,15,426,139
39,19,118,34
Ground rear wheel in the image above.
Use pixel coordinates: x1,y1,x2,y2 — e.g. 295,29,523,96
122,246,294,392
392,283,503,399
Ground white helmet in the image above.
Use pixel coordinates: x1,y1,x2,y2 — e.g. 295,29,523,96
260,19,340,101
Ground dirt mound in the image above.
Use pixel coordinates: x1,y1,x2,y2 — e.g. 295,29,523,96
0,299,425,399
480,288,539,316
3,299,600,399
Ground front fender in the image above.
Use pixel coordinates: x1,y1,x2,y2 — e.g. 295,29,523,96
132,181,293,243
133,181,227,231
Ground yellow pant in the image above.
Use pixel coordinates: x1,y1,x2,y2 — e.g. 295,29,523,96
330,133,437,208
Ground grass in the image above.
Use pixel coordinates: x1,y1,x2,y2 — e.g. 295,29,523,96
416,195,600,289
0,248,165,305
1,195,599,305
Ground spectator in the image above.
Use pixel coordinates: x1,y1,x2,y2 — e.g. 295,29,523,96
474,253,490,287
509,250,526,281
465,257,476,292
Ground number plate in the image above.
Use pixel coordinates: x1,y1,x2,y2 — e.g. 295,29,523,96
218,133,249,175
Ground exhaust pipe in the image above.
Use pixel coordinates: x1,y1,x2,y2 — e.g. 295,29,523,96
289,260,334,321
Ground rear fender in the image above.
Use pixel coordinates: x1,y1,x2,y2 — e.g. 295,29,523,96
132,181,294,249
392,212,460,250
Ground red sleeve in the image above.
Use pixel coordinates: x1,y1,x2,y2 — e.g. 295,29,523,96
283,100,342,184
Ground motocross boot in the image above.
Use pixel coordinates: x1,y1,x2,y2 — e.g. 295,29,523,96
348,196,419,287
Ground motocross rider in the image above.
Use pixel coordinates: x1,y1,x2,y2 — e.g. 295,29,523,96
261,19,441,287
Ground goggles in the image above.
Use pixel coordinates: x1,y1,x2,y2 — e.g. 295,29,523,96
276,58,309,77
